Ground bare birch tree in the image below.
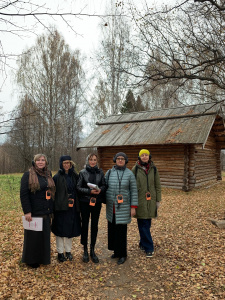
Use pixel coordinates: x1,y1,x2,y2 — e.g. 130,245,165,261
92,0,134,117
127,0,225,106
14,29,86,169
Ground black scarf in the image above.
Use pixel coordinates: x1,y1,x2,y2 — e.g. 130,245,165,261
54,170,77,211
86,164,99,184
114,165,126,171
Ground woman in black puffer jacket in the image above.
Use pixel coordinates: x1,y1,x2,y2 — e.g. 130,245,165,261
77,153,107,263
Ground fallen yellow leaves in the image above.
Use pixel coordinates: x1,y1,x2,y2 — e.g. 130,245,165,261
1,181,225,299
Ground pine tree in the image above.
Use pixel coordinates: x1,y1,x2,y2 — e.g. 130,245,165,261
120,89,136,113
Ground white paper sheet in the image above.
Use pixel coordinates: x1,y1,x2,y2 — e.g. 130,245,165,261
87,183,100,191
22,216,43,231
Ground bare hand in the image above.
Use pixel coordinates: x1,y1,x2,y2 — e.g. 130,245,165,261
25,212,32,222
131,208,136,217
91,189,101,195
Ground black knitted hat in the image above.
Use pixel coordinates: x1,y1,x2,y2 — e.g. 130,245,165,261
59,155,71,168
113,152,128,164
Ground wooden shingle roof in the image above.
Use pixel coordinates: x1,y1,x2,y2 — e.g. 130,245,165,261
77,103,225,149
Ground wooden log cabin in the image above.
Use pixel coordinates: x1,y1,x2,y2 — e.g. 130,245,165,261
77,103,225,191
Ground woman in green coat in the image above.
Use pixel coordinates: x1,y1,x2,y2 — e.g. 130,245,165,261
132,149,161,258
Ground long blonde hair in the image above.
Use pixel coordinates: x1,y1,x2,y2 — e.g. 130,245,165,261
29,154,55,198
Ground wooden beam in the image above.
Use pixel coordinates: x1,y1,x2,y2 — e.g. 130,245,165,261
96,112,217,125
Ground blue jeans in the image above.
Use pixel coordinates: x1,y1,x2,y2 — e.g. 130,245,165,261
137,219,154,253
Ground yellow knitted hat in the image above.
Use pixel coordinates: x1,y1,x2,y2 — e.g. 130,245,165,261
139,149,150,157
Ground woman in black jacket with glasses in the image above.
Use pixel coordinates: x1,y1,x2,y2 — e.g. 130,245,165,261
77,153,107,263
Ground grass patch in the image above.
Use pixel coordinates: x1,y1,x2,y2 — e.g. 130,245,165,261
0,174,23,211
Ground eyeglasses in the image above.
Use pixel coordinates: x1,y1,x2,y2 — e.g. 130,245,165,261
63,162,71,165
116,157,125,161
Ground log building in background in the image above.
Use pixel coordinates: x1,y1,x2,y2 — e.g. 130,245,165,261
77,103,225,191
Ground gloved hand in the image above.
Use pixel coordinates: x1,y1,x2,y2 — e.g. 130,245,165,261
156,202,160,209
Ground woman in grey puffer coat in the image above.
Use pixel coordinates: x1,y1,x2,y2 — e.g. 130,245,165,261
105,152,138,265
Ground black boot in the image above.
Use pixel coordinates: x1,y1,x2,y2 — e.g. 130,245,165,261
83,246,89,263
90,245,99,263
66,252,73,261
58,253,67,262
27,263,40,268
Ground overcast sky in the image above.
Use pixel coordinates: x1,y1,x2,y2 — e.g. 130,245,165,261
0,0,108,114
0,0,169,117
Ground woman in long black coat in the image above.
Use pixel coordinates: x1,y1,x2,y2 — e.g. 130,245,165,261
51,155,81,262
20,153,55,268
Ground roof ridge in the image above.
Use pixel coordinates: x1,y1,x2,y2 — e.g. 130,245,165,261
107,102,219,118
96,111,217,126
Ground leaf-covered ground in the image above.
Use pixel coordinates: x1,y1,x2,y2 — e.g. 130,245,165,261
0,176,225,299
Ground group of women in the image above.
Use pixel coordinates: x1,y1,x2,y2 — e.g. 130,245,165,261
20,149,161,268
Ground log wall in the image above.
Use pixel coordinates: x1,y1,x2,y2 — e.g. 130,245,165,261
98,144,186,190
97,134,222,190
193,132,219,187
188,145,196,190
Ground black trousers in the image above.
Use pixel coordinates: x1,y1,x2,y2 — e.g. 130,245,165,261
108,214,127,258
79,201,101,247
